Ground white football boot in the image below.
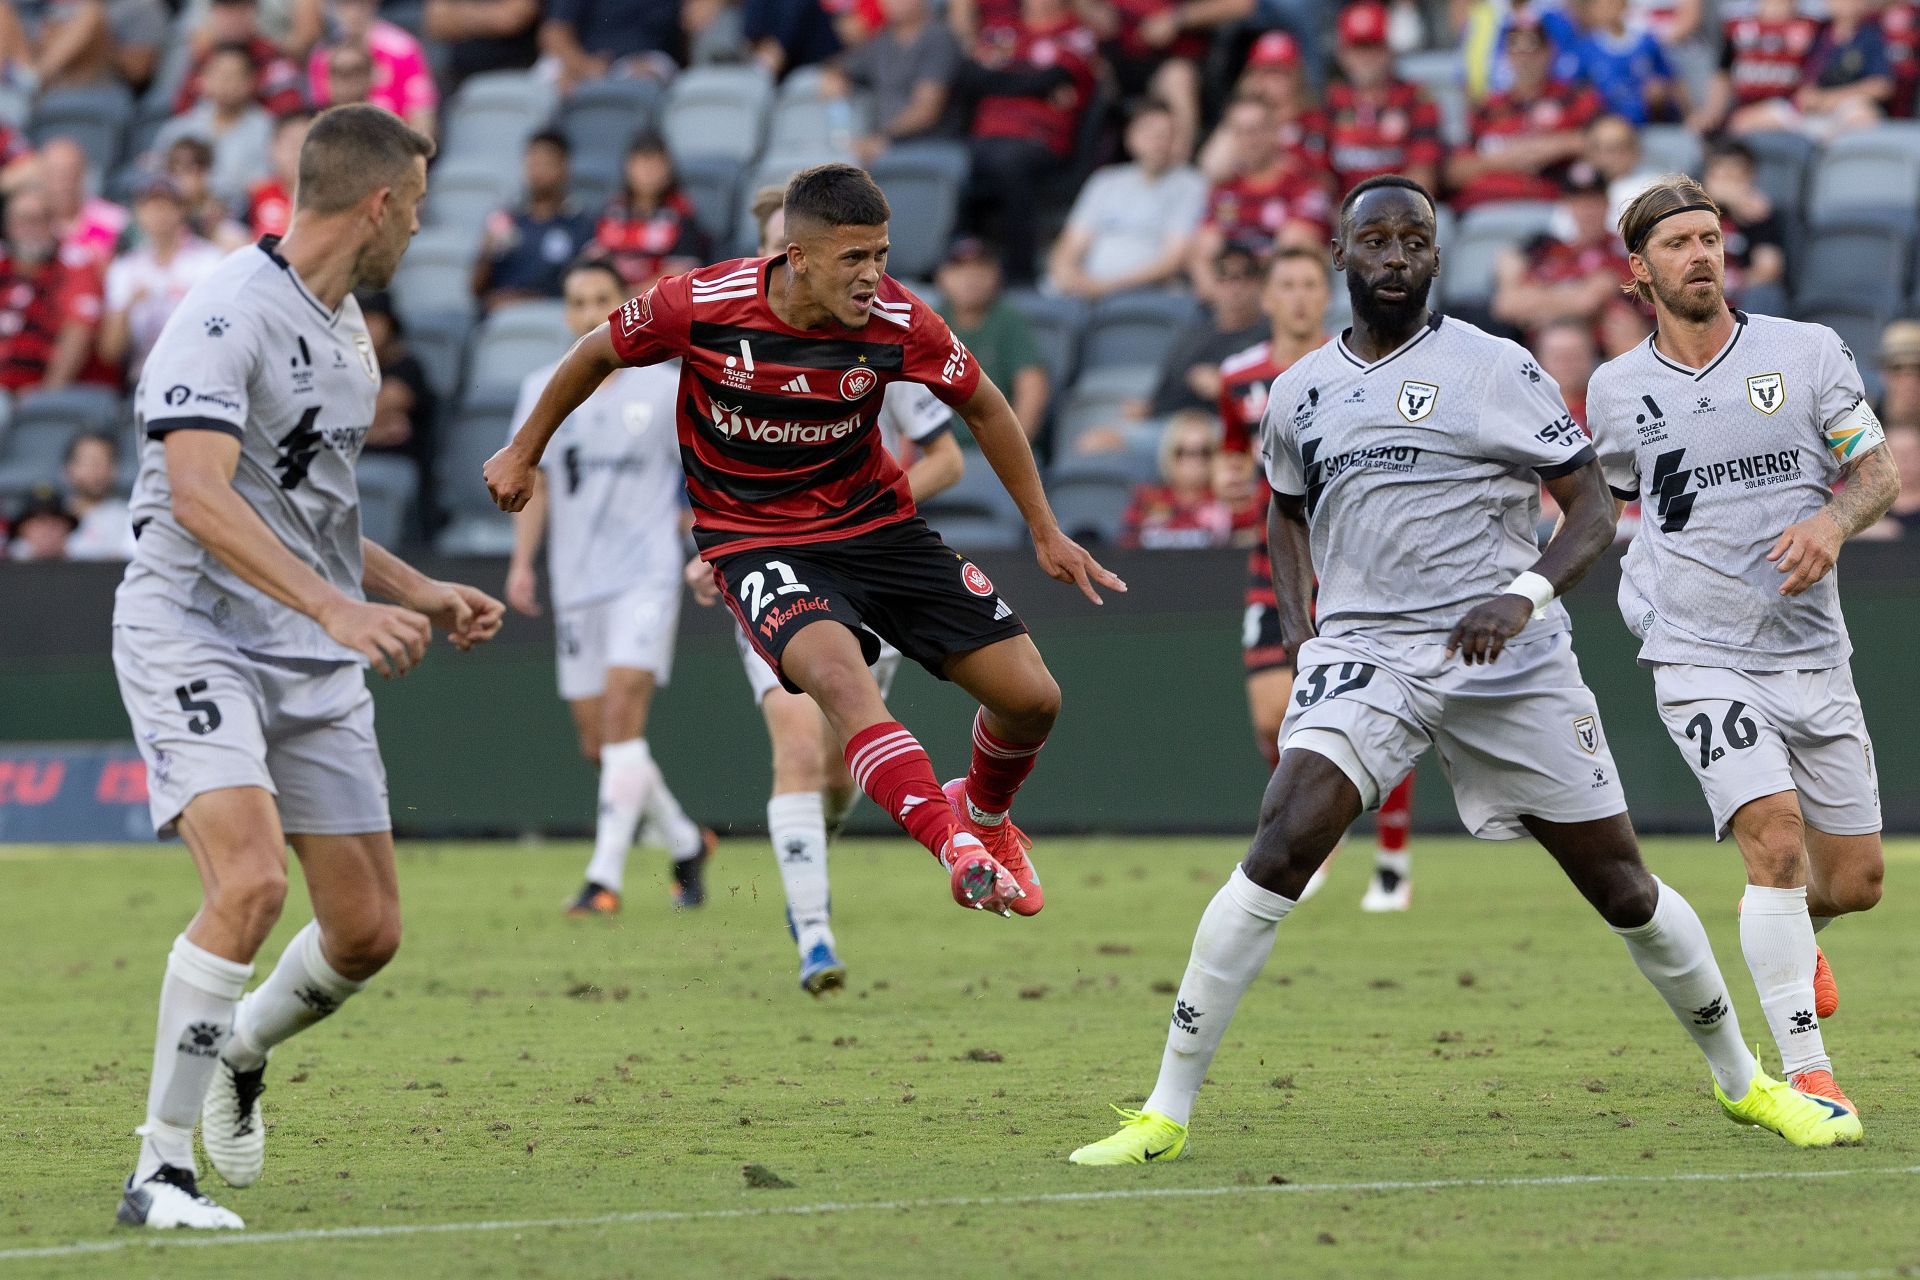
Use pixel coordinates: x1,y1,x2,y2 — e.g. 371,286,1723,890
117,1165,243,1230
200,1054,268,1187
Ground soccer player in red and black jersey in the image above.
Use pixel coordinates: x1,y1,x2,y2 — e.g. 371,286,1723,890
487,163,1122,918
1217,245,1415,909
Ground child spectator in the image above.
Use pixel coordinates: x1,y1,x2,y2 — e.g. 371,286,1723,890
593,133,712,292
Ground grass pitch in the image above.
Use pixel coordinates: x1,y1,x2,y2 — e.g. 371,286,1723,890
2,834,1916,1280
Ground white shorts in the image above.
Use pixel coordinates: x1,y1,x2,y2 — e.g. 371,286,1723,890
1653,663,1881,840
735,622,902,705
112,625,390,839
555,576,683,701
1278,628,1627,840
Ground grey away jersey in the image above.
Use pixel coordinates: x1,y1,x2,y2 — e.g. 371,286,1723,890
1589,311,1883,669
512,361,687,611
1261,314,1594,640
115,240,378,663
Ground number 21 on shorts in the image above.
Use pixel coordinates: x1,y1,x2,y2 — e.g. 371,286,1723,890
738,560,812,619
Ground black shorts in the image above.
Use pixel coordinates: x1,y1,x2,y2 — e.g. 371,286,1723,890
1242,600,1291,674
715,518,1029,695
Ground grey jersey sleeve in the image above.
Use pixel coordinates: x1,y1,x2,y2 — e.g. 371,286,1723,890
1474,342,1595,479
1260,367,1305,496
1586,364,1640,500
1813,326,1886,467
881,380,956,445
137,290,258,440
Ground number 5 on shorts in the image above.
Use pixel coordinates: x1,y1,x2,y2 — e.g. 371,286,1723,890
173,680,223,736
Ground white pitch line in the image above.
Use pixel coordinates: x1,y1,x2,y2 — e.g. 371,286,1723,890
1687,1271,1911,1280
6,1163,1917,1264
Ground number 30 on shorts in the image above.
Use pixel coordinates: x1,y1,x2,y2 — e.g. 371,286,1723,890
1294,662,1377,708
738,560,813,620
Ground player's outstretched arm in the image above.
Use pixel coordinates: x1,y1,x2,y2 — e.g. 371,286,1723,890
1769,442,1898,597
362,537,506,652
504,470,549,616
484,323,621,512
955,373,1127,605
1447,460,1618,666
163,430,432,678
1267,491,1315,657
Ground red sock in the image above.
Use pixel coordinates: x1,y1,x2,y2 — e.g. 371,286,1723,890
846,722,959,861
1377,774,1413,852
965,710,1046,819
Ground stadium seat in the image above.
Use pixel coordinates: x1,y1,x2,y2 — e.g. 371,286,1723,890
423,157,522,233
356,453,420,548
1438,200,1557,307
560,76,664,176
676,155,745,247
391,227,480,326
1639,125,1703,178
1004,290,1088,392
402,308,475,404
917,464,1024,550
1046,474,1135,545
1792,222,1912,314
1053,380,1149,455
663,65,773,163
737,146,855,245
767,81,874,156
1396,49,1467,147
1797,306,1887,402
1741,130,1815,221
868,142,970,281
30,83,135,182
434,389,520,553
1806,129,1920,229
1080,292,1202,374
440,71,560,163
464,301,573,401
0,387,127,495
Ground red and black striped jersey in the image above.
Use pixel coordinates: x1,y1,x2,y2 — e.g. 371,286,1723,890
1219,337,1320,608
608,256,981,558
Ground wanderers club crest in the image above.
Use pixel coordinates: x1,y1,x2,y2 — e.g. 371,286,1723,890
1746,372,1784,415
1397,380,1438,423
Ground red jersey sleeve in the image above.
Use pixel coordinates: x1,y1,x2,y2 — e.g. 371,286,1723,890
608,271,692,366
56,263,103,329
1405,90,1443,168
901,299,981,407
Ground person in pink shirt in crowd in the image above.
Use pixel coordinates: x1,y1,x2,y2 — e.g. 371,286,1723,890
307,0,439,136
37,138,127,275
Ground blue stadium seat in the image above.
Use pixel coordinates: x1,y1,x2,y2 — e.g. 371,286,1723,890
423,157,522,233
1741,130,1815,221
560,76,664,176
30,83,135,182
1004,289,1088,392
1793,222,1912,314
0,387,128,495
1806,128,1920,229
401,308,475,404
676,155,746,247
1438,200,1557,307
391,227,481,325
663,65,773,163
356,453,420,547
868,142,970,281
1053,382,1147,455
1046,474,1135,545
1639,125,1703,178
1396,50,1467,147
767,77,874,156
917,465,1024,550
1796,306,1888,403
434,387,520,553
1080,291,1202,374
440,71,560,163
464,301,573,401
737,146,854,245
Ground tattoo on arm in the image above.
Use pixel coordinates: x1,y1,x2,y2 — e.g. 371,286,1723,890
1822,443,1899,538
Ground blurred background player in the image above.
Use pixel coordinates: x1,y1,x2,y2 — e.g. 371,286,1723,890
504,258,714,918
681,185,968,993
1217,244,1415,910
1590,177,1898,1118
109,106,504,1230
1070,177,1860,1167
487,164,1123,923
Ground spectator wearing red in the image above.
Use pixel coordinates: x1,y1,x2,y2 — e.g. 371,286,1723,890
946,0,1022,42
176,0,306,116
1188,93,1331,301
593,133,713,292
1689,0,1819,135
36,138,126,275
246,110,312,239
1079,0,1255,162
308,0,440,136
1490,165,1630,348
957,0,1098,283
1198,31,1324,184
1322,2,1442,196
1881,0,1920,118
0,187,110,394
1447,14,1602,210
1121,411,1234,549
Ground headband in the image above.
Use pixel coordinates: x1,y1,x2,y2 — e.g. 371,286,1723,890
1628,201,1718,253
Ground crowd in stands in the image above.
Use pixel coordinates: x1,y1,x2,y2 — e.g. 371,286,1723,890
1,0,1918,560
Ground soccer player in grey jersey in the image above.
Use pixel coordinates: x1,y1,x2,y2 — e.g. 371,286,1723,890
1070,176,1861,1166
110,106,505,1230
1589,176,1899,1119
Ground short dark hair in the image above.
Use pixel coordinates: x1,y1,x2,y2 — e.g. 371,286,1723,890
627,129,668,157
1705,139,1756,170
63,430,117,466
527,129,570,156
1338,174,1437,236
296,104,436,214
564,256,628,295
784,163,890,230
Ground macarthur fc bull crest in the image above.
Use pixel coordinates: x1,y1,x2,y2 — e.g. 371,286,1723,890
1397,380,1438,423
1746,372,1784,415
1573,715,1599,755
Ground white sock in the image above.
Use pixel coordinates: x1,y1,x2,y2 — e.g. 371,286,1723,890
769,792,833,954
586,738,656,892
226,920,367,1072
1740,885,1829,1075
136,935,252,1179
1142,867,1294,1126
1612,879,1758,1098
642,757,705,862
